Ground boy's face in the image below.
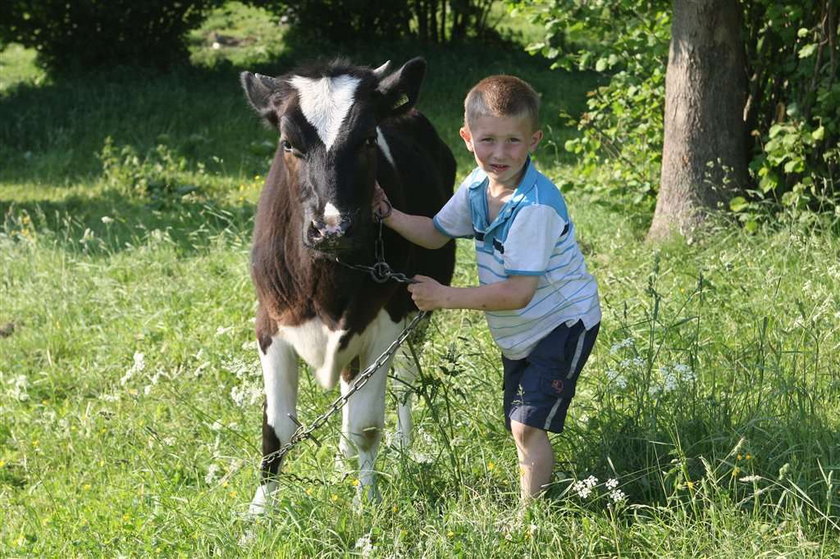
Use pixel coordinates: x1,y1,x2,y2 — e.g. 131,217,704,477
460,114,543,190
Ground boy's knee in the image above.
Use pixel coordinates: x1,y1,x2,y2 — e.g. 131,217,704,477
511,420,543,447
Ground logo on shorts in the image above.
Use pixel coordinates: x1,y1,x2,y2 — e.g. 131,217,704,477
551,379,564,394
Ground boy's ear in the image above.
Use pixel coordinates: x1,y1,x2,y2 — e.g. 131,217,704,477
376,57,426,118
459,126,474,152
530,129,544,151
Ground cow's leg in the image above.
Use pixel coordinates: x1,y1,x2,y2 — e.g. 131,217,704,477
249,335,298,515
341,318,401,506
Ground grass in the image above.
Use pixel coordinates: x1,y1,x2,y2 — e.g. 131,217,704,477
1,4,839,557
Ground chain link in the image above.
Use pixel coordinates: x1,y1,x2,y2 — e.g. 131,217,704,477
263,310,428,469
332,218,418,284
264,210,424,479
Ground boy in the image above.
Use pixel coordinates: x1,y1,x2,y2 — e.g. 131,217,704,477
374,75,601,501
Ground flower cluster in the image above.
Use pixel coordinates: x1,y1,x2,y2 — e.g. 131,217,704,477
572,475,627,504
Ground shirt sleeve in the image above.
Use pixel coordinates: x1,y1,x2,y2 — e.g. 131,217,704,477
503,205,568,275
432,181,474,238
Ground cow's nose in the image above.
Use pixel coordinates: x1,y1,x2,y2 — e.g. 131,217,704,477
308,217,352,246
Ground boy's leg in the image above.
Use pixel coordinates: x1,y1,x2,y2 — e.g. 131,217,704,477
503,321,600,501
511,420,554,500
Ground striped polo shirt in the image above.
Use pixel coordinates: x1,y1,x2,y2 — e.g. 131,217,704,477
433,159,601,360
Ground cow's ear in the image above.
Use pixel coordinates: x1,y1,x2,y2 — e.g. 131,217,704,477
241,71,281,124
376,57,426,117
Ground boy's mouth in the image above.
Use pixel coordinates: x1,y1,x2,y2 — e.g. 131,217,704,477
489,164,510,173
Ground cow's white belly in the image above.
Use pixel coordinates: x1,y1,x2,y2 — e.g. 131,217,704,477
277,309,394,389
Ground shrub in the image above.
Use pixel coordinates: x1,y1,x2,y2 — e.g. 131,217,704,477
0,0,222,73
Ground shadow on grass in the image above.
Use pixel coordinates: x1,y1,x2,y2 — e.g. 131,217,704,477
1,187,254,257
562,404,840,514
0,38,599,190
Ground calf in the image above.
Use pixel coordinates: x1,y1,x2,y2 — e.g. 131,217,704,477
240,58,455,512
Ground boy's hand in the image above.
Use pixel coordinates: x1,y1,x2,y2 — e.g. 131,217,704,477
407,275,448,311
372,182,392,220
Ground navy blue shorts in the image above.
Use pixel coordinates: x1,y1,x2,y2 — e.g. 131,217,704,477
503,320,600,433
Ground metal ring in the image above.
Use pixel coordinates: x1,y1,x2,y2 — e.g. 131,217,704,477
371,261,391,283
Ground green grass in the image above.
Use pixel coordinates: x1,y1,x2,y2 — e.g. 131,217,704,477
1,4,839,556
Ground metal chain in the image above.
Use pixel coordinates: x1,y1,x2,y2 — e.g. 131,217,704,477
264,310,429,469
332,218,417,284
266,207,424,479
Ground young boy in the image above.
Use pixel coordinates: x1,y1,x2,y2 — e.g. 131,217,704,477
374,75,601,501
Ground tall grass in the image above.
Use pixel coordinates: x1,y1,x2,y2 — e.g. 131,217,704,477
1,4,838,556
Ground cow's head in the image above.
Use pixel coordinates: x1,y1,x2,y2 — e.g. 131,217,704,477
241,58,426,254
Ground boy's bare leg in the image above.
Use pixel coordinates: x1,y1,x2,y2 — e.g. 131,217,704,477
511,420,554,501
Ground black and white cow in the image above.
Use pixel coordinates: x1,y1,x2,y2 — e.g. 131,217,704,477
240,58,456,512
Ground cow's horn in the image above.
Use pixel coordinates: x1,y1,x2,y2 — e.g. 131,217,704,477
373,61,391,78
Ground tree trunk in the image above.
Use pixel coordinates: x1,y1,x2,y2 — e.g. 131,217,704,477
648,0,749,241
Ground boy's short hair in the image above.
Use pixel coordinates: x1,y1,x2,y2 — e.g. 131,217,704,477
464,75,541,130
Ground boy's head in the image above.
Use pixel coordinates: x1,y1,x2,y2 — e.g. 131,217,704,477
460,75,543,189
463,75,541,131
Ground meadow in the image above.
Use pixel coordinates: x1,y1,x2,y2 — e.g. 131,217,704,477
1,4,839,557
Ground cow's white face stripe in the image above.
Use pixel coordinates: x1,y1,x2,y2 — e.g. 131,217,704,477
289,75,361,151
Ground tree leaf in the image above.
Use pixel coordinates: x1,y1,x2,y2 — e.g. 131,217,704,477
729,196,748,212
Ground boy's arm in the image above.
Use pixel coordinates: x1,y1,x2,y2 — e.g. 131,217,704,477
374,184,451,249
408,275,539,311
381,209,451,250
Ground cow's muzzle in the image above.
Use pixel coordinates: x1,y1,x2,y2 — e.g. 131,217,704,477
307,216,354,251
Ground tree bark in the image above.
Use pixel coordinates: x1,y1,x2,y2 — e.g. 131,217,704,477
648,0,749,241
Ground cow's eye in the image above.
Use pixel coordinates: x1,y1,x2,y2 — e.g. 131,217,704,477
281,139,303,157
365,136,378,148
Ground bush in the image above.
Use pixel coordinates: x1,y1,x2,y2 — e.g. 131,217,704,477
248,0,497,44
0,0,222,73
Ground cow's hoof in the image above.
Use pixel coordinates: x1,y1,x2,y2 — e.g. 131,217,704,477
248,481,277,516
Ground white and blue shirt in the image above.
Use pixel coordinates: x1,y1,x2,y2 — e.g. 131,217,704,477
433,159,601,360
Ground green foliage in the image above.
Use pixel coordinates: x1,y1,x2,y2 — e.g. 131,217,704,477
514,0,840,224
0,0,223,73
248,0,497,44
99,137,208,208
732,0,840,228
513,0,670,207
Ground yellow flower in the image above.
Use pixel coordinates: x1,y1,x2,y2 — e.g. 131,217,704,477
686,480,695,490
745,454,753,461
392,505,398,513
0,460,6,468
352,478,360,487
487,461,496,471
736,454,743,461
331,494,338,502
732,467,741,477
447,531,455,538
82,483,92,490
305,488,313,496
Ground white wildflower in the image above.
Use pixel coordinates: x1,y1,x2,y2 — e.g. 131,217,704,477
205,463,221,484
606,369,628,389
354,533,374,557
573,480,592,499
121,352,145,385
9,375,30,401
606,478,619,490
610,489,627,503
216,326,233,336
739,475,762,483
101,216,114,224
609,338,634,354
584,475,598,488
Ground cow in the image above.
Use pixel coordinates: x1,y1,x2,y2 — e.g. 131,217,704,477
239,57,456,513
